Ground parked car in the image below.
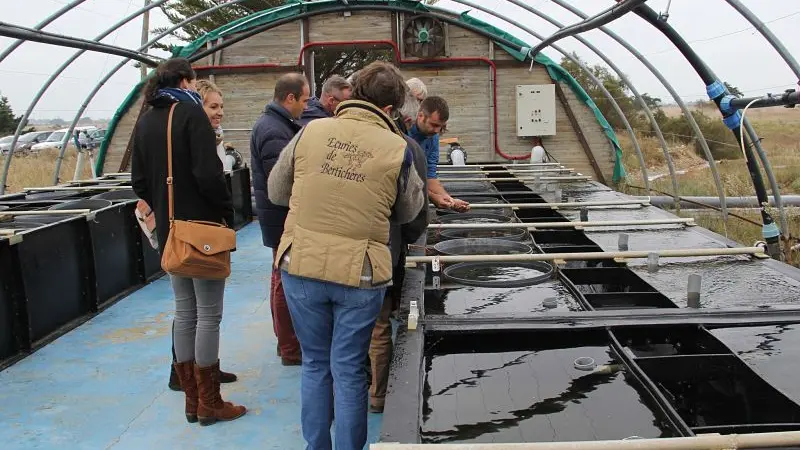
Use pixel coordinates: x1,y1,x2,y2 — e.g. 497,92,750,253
0,135,12,154
86,128,106,150
30,126,96,153
14,131,53,154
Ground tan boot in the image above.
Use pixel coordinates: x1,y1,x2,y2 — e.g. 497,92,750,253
172,360,199,423
194,360,246,426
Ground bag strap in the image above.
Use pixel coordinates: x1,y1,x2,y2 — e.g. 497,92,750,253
166,102,177,223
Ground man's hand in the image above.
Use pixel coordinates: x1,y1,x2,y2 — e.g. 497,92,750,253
451,198,470,212
431,192,470,212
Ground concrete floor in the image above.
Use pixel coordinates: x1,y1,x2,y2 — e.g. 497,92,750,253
0,223,384,449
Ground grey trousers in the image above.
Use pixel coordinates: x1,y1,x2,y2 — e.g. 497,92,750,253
170,275,225,368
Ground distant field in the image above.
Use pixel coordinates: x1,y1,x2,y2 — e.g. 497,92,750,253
618,106,800,264
4,147,93,193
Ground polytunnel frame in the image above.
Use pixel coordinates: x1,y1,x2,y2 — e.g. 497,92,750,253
0,0,793,239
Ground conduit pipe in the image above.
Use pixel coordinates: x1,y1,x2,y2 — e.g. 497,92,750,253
0,0,170,195
502,0,677,199
0,0,87,65
55,0,251,184
545,0,730,227
427,218,694,229
644,195,800,209
297,40,526,161
451,0,650,189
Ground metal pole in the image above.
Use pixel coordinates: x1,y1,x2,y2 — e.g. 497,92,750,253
723,0,800,81
0,0,87,65
451,0,650,191
54,0,249,184
0,0,170,195
546,0,730,226
140,0,151,81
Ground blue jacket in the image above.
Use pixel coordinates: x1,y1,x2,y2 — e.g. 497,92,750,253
297,97,330,126
250,102,302,248
409,124,439,180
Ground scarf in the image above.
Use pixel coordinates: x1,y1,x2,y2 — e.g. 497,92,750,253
153,87,202,105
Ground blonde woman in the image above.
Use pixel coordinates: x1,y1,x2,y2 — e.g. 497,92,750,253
196,79,232,171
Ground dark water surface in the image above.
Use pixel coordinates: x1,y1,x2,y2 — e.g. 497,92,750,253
421,343,675,443
425,282,579,315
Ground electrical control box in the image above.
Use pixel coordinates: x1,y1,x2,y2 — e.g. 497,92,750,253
516,84,556,136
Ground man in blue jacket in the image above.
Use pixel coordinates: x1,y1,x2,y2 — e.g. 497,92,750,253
298,75,352,126
250,72,309,365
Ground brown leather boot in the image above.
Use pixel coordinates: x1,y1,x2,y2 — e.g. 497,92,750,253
195,360,246,426
172,360,199,423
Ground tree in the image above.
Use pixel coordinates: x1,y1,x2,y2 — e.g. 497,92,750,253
0,94,24,136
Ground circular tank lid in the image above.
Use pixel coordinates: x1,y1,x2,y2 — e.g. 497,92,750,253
443,261,554,288
436,211,514,225
433,237,532,256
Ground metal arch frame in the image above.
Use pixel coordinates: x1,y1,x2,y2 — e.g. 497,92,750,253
0,0,87,65
450,0,650,191
0,0,170,195
52,0,250,185
542,0,731,227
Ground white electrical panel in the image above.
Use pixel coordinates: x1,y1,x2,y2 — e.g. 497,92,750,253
516,84,556,136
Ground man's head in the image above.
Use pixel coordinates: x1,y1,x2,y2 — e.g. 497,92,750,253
319,75,352,114
274,73,310,119
351,61,407,116
398,78,427,127
416,95,449,137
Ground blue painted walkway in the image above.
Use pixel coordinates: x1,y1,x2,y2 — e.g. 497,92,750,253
0,223,383,449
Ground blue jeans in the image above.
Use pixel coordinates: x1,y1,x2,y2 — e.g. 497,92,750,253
281,270,385,450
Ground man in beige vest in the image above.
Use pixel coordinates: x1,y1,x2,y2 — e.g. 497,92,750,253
267,61,425,450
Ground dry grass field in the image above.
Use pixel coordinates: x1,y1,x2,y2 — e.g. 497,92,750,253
3,147,94,193
618,107,800,264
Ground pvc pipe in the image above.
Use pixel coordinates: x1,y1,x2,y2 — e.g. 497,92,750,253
546,0,729,225
465,200,649,209
437,169,573,174
370,429,800,449
0,0,170,195
643,195,800,209
427,218,694,229
23,186,132,191
0,209,91,215
405,246,763,264
438,164,561,168
439,176,589,182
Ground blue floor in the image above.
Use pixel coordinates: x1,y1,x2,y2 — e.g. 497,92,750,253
0,223,384,449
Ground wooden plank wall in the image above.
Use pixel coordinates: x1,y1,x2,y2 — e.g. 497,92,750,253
103,85,145,173
102,11,616,183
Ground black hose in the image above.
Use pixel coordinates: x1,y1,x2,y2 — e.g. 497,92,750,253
631,4,782,260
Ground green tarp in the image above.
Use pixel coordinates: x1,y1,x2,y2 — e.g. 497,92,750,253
98,0,624,181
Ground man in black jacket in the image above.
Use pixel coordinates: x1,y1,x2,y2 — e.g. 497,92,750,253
250,73,309,365
368,134,429,413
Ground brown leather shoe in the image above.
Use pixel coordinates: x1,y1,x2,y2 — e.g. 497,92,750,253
194,360,246,426
281,357,301,366
172,360,199,423
170,363,237,391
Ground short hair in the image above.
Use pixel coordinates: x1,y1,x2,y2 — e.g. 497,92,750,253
144,57,195,103
406,78,427,99
321,75,351,96
351,61,407,110
196,79,222,101
419,95,449,122
274,73,308,102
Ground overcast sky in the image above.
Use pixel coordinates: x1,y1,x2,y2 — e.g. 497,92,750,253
0,0,798,121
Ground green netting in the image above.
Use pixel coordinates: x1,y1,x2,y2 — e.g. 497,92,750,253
98,0,624,181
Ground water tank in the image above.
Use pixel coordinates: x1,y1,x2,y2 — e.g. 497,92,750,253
531,145,547,163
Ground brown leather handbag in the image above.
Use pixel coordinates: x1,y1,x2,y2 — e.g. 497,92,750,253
160,103,236,280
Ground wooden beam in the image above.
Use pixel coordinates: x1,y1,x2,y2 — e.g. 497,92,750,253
554,81,606,185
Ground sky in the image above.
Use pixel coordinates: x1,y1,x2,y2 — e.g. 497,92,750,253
0,0,798,121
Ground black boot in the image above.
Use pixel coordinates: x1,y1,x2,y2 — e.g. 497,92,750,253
170,362,238,390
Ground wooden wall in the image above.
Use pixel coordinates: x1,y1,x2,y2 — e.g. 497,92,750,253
104,10,616,183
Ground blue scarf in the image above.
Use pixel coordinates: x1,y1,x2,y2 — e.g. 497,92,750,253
154,87,202,105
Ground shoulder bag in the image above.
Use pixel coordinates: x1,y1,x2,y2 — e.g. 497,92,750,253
160,103,236,280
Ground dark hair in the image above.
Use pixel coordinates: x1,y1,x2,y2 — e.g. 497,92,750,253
419,95,449,122
351,61,407,111
144,57,196,103
274,73,308,102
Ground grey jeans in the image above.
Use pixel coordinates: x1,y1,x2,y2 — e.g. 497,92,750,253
170,275,225,367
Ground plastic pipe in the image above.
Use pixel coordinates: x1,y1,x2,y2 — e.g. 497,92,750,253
55,0,251,183
405,246,764,264
0,0,87,65
687,274,701,308
296,40,527,161
452,0,649,187
546,0,730,227
644,195,800,209
426,218,694,229
0,0,170,195
0,209,91,215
